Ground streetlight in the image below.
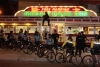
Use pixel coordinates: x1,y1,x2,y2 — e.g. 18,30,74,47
0,10,2,15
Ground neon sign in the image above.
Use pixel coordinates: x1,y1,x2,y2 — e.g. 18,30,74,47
24,11,88,17
30,7,83,12
14,6,97,17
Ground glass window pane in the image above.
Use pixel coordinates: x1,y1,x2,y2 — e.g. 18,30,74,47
29,26,37,33
4,26,14,33
16,26,27,33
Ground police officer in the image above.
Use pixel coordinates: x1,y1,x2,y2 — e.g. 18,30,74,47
75,32,84,56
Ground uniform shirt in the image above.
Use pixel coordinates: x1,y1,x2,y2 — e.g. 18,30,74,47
91,40,100,48
47,38,54,45
76,35,84,44
52,33,59,41
18,32,23,37
42,30,49,38
34,35,41,41
9,34,15,39
62,40,76,47
0,33,4,38
82,34,86,43
23,34,28,40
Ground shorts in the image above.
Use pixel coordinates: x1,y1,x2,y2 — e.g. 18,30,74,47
65,42,74,49
66,48,74,55
91,44,100,55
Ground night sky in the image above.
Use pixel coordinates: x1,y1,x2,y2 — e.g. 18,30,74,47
0,0,18,15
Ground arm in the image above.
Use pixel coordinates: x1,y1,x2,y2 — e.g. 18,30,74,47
73,41,76,47
91,41,94,48
62,40,68,47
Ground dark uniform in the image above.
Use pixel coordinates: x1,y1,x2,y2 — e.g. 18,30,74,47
82,34,87,52
75,33,84,56
52,33,59,50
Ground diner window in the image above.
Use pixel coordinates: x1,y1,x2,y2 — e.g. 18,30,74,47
65,26,83,34
4,26,14,33
88,27,94,34
16,26,27,33
29,26,37,33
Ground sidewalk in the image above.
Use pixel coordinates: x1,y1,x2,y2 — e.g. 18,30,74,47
0,48,47,61
0,48,92,62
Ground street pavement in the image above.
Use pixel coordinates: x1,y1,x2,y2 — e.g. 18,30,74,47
0,48,99,67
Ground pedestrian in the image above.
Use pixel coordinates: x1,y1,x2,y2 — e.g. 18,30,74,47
42,12,50,26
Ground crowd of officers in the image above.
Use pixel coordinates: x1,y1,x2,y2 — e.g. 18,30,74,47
0,28,100,62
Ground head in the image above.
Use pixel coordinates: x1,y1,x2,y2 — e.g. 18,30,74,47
24,31,27,34
1,30,4,33
48,34,52,38
20,29,23,32
78,32,81,36
54,29,57,34
99,31,100,34
94,34,98,40
45,12,48,15
81,31,84,35
10,31,13,34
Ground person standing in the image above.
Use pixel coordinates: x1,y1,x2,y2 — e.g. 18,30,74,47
22,31,28,46
42,28,49,40
52,29,59,52
47,34,54,51
81,31,88,53
75,32,84,56
42,12,50,26
18,29,23,41
34,32,42,46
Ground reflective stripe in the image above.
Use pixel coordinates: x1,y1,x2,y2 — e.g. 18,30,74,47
67,41,73,44
94,42,100,44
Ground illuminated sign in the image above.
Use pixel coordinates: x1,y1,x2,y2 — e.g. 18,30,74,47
30,7,83,12
14,6,97,17
23,11,88,17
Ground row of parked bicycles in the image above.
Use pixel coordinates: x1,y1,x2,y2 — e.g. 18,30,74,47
0,38,100,67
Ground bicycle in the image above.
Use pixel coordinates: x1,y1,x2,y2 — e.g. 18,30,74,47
82,48,100,67
55,48,82,66
37,44,56,62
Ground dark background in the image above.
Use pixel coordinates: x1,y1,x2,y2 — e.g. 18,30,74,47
0,0,100,15
0,0,18,15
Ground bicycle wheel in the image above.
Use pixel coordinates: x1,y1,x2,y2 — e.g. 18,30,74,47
83,55,95,67
27,46,33,55
71,54,82,66
37,48,44,58
46,52,55,62
55,52,64,63
16,45,22,52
